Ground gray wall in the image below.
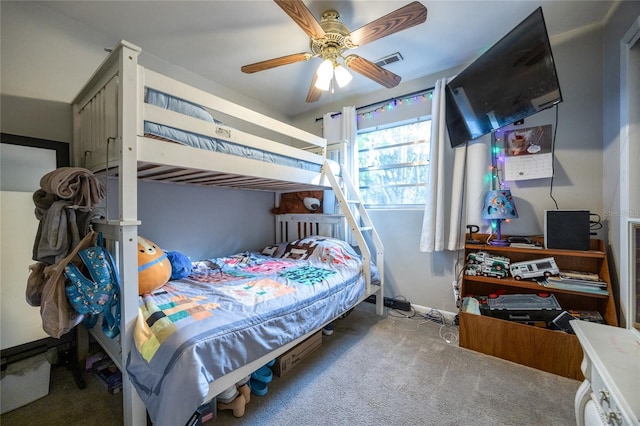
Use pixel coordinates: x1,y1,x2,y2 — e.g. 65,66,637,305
601,2,640,327
292,25,608,313
0,1,280,259
128,180,275,261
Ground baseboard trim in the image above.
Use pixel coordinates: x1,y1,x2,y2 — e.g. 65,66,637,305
411,304,458,323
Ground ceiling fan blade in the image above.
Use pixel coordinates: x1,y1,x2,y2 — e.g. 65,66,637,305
306,73,322,103
241,52,312,74
348,1,428,47
345,55,402,88
274,0,326,40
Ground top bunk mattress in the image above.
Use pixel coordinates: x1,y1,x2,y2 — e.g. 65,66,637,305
143,89,322,173
73,50,334,190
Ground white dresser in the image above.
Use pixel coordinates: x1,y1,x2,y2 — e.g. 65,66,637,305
571,320,640,426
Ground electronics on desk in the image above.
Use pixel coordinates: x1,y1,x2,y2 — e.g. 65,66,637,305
467,293,604,331
544,210,590,250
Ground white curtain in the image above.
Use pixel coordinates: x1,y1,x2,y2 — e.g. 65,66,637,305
322,106,357,178
420,78,468,252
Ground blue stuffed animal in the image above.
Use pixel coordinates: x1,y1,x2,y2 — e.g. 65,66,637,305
166,251,192,280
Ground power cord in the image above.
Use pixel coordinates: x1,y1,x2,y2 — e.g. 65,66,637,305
590,212,603,235
385,297,459,345
386,295,420,320
422,308,459,345
549,105,560,209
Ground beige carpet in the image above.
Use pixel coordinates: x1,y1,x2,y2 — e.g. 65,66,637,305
216,303,580,425
1,302,580,425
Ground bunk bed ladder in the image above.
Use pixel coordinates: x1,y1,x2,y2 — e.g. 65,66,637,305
323,160,385,316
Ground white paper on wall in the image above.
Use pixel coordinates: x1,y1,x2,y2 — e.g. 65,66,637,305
503,125,554,181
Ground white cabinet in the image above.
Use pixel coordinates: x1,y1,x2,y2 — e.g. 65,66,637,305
571,321,639,425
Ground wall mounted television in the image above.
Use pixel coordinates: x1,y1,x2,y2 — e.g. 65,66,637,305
445,7,562,148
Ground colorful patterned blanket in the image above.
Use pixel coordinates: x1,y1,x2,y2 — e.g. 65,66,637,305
126,236,376,426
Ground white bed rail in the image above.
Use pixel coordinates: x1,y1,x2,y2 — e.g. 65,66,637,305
143,69,326,153
323,162,384,316
71,41,382,425
275,213,346,242
73,40,327,178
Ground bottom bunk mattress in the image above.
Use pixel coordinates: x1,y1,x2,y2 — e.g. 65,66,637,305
126,236,378,426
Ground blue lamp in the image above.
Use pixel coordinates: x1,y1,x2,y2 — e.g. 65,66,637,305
482,189,518,246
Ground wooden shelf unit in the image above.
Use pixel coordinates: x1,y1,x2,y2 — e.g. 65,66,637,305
459,235,618,380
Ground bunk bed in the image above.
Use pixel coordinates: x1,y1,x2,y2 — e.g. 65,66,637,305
72,40,384,426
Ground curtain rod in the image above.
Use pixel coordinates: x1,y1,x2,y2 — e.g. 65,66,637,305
314,86,435,122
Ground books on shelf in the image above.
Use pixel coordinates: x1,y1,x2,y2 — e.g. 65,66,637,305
557,270,605,283
540,280,609,296
538,270,609,295
509,242,543,249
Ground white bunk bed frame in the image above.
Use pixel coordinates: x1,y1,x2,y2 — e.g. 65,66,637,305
72,40,384,425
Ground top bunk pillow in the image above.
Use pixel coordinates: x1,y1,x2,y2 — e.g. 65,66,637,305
145,88,216,123
261,236,359,262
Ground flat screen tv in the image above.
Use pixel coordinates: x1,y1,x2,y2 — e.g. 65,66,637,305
446,7,562,148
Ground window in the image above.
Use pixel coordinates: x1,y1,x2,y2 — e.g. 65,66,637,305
356,118,431,206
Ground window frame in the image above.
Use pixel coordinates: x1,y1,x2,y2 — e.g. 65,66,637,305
356,115,431,209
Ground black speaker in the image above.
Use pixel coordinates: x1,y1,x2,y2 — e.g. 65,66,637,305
544,210,590,250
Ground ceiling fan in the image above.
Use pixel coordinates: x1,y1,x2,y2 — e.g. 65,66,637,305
241,0,428,103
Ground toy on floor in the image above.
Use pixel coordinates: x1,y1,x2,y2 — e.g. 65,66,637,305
248,360,274,396
216,376,251,417
216,394,246,418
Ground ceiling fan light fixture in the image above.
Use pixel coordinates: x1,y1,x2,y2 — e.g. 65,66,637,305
314,74,332,91
244,0,428,103
316,59,334,81
334,64,352,88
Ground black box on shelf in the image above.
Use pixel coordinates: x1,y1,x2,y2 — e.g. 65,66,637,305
544,210,590,250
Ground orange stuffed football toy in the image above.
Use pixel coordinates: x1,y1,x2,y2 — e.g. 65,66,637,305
137,236,172,295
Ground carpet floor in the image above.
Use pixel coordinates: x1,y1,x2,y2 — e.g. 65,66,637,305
1,302,581,425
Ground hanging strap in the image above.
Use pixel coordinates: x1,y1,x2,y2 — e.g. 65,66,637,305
94,230,120,337
98,247,121,339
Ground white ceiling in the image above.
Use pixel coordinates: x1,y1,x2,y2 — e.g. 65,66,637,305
36,0,614,117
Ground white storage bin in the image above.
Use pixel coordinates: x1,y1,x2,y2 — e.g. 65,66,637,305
0,353,51,414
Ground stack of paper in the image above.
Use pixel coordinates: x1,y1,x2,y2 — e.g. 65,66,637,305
540,270,608,295
509,242,543,249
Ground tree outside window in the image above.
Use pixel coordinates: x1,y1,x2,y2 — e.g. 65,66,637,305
357,119,431,206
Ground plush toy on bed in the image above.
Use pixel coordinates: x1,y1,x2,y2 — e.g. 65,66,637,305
137,236,172,295
166,250,192,280
271,190,323,214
